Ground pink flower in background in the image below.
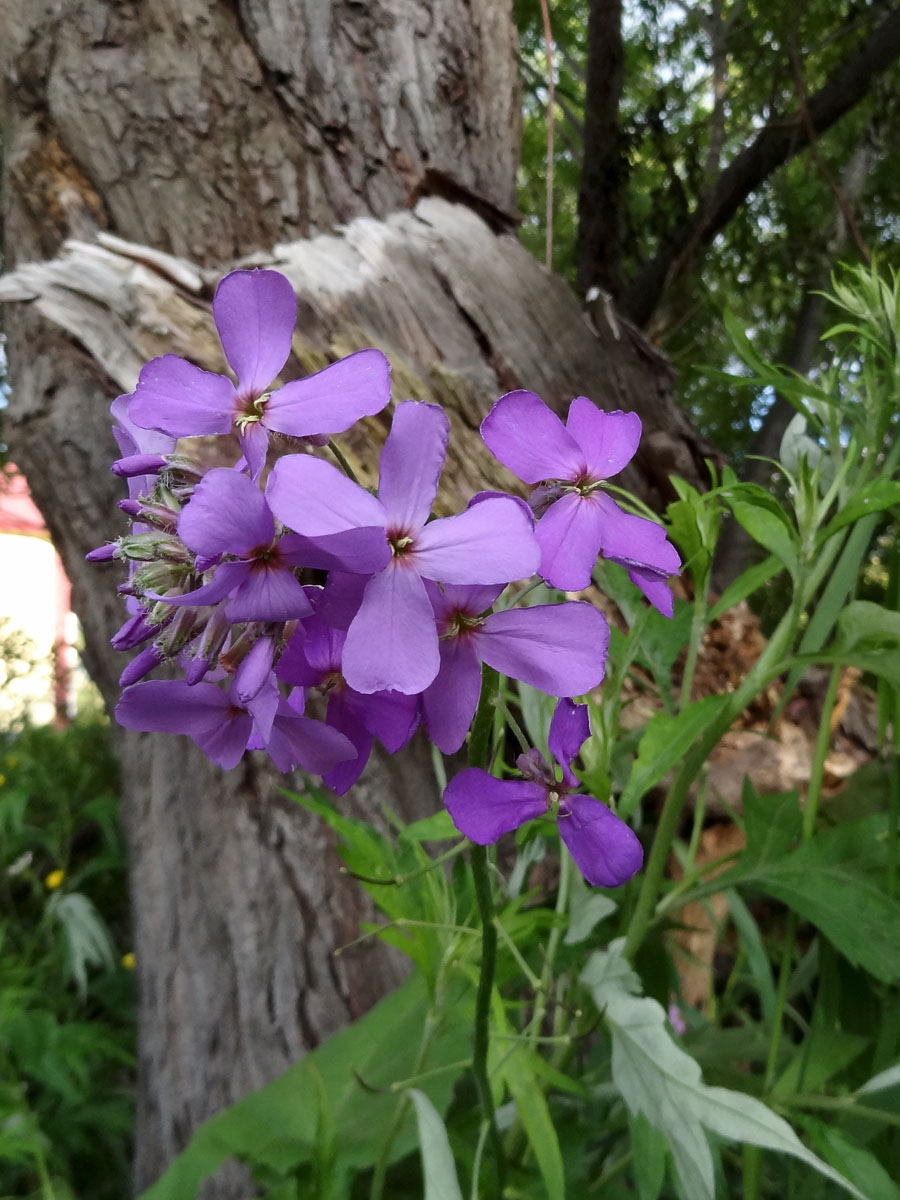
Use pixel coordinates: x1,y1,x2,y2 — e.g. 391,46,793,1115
481,390,681,616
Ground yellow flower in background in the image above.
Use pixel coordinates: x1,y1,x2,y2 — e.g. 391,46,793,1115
44,869,65,890
121,952,136,970
0,774,6,788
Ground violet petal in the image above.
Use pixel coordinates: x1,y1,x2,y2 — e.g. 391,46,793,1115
558,795,643,887
535,493,605,591
263,349,391,438
342,564,439,695
414,497,540,584
378,401,448,534
178,468,275,559
481,390,585,484
548,698,591,789
444,771,547,843
213,269,296,398
131,354,236,437
565,399,641,480
477,602,609,695
321,693,373,795
267,454,387,539
227,564,313,623
421,636,483,754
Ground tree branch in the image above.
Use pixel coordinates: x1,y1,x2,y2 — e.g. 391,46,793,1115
622,5,900,327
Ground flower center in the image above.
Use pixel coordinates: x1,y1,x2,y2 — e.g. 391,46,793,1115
388,532,415,558
234,392,270,431
444,610,485,639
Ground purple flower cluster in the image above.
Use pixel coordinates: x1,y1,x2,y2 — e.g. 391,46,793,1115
91,268,678,888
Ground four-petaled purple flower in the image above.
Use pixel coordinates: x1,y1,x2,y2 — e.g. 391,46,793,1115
421,582,610,753
481,390,681,616
444,699,643,888
267,401,541,695
129,269,391,479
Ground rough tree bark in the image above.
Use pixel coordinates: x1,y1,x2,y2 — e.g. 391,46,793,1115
1,1,710,1192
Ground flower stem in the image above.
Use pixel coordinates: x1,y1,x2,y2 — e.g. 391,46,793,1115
623,599,802,962
327,438,361,484
467,665,506,1196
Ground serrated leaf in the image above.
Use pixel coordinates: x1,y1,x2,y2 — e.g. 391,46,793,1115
582,948,864,1200
408,1090,463,1200
619,697,721,820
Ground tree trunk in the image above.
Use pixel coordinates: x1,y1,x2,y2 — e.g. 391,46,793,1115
0,2,710,1192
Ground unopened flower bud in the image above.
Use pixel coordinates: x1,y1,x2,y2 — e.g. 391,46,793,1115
235,635,275,703
119,644,164,687
85,542,119,563
111,453,167,478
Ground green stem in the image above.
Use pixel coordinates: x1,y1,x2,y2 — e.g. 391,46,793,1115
470,844,505,1197
680,568,710,709
468,666,506,1196
327,438,361,484
526,846,572,1041
742,1145,761,1200
802,663,841,842
764,909,798,1091
623,597,802,962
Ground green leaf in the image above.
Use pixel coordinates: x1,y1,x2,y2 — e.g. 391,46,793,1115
724,888,777,1026
564,873,617,944
727,820,900,983
629,1112,668,1200
619,697,722,820
818,481,900,544
741,784,802,865
501,1047,566,1200
726,490,798,577
708,556,781,622
858,1061,900,1096
139,971,471,1198
801,1118,900,1200
408,1090,463,1200
772,1026,870,1100
835,600,900,653
582,944,864,1200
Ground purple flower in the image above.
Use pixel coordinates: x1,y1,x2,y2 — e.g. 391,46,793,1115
481,390,681,616
444,699,642,888
277,608,418,794
267,401,541,695
128,270,391,479
115,677,355,774
142,467,388,622
421,583,610,753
